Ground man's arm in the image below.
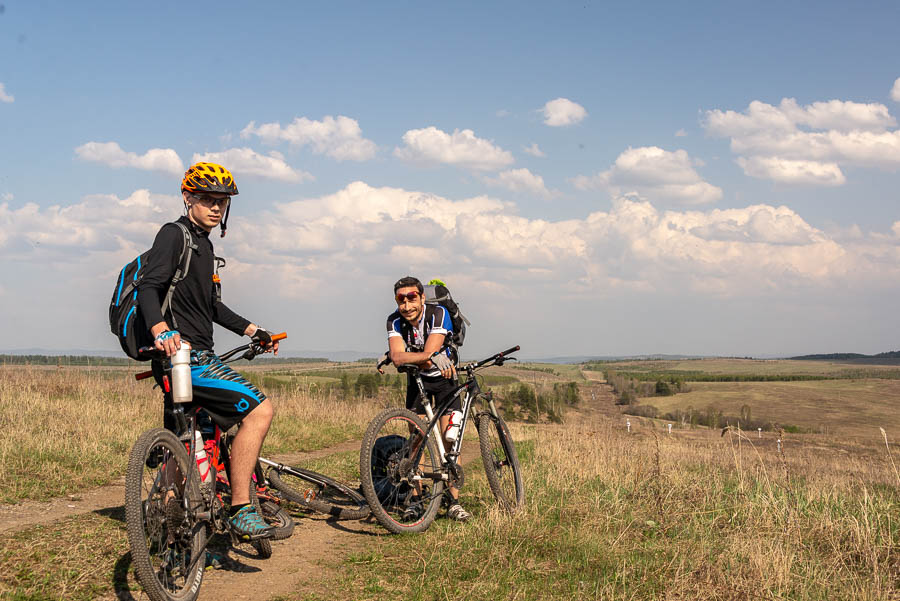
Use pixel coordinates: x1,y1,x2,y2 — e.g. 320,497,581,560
388,333,453,378
137,224,183,355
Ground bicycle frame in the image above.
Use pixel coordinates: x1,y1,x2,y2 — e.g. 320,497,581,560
401,345,519,486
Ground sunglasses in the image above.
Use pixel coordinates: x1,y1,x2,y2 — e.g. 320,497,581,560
191,193,231,207
396,291,420,303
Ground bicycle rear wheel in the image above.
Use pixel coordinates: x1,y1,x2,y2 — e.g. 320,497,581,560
125,428,207,601
359,407,444,534
477,413,525,512
268,466,369,520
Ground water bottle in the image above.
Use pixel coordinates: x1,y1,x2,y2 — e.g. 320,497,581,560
445,410,463,442
171,343,192,404
193,429,213,484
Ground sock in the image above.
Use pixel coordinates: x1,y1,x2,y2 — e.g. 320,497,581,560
231,502,250,516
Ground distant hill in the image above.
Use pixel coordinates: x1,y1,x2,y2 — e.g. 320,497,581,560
789,350,900,364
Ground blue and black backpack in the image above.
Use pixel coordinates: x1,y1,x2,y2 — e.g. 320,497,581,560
108,222,196,360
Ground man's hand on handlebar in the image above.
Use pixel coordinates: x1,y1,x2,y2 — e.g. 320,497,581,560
248,325,279,355
430,351,456,379
152,326,181,357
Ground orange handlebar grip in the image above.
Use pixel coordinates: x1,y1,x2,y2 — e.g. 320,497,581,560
135,370,154,381
271,332,287,342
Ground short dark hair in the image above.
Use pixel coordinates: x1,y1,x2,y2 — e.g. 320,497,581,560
394,276,423,294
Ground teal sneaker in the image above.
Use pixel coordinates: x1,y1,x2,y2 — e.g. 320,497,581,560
229,505,274,541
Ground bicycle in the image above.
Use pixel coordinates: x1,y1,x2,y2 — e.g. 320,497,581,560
358,345,525,534
125,334,290,601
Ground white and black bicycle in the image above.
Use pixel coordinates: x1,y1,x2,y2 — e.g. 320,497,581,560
359,346,525,534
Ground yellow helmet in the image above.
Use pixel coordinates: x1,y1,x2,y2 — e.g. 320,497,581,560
181,162,239,196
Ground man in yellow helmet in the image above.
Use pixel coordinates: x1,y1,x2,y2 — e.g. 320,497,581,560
137,162,278,539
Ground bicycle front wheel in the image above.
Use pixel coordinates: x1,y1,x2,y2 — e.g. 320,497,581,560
125,428,207,601
477,413,525,512
268,466,369,520
359,407,444,534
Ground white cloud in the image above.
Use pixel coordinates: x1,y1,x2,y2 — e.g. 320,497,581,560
541,98,587,127
482,168,553,198
75,142,184,174
704,96,900,185
523,143,546,157
496,109,510,118
394,127,514,171
891,78,900,102
6,183,900,356
675,129,687,137
571,146,722,205
0,83,13,103
737,156,846,186
1,193,12,202
192,148,312,183
241,115,376,161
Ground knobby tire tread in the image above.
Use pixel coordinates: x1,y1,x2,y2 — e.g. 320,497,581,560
358,407,444,534
477,413,525,512
125,428,207,601
268,467,369,521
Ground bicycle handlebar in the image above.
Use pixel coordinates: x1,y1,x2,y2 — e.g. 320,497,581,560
472,345,520,369
136,332,287,365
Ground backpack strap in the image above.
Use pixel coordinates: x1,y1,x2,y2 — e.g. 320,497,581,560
160,222,198,330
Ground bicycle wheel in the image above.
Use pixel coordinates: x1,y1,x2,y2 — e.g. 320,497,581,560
359,407,444,534
126,428,207,601
477,412,525,512
268,466,369,520
260,500,295,540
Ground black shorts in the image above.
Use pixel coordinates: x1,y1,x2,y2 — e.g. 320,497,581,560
154,350,268,433
406,374,461,416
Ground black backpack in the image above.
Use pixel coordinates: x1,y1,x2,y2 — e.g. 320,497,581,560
108,222,196,360
424,280,470,347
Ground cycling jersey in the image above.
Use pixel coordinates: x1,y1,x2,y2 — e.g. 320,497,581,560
137,216,249,351
386,304,454,378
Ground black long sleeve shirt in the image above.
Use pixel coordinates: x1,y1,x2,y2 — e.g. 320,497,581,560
137,216,250,351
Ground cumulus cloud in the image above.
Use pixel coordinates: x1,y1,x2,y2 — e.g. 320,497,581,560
523,143,546,157
892,78,900,102
0,83,13,103
482,168,553,198
704,96,900,184
75,142,184,174
192,148,312,183
241,115,376,161
675,129,687,137
571,146,722,205
737,156,846,186
541,98,587,126
394,127,514,171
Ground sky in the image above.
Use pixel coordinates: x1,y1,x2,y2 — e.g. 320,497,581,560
1,1,899,359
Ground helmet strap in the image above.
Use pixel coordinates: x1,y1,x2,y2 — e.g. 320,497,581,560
220,204,230,238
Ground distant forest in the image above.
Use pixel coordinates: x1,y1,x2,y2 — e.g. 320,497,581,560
790,351,900,363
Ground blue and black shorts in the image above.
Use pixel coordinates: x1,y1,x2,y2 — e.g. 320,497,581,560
154,349,267,432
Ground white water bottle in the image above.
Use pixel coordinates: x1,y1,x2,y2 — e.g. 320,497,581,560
171,343,192,404
445,410,463,442
193,430,213,484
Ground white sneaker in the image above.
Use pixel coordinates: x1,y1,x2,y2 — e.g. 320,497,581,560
447,503,471,522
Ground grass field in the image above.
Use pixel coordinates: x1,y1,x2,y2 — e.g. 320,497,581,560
589,357,900,378
1,359,899,600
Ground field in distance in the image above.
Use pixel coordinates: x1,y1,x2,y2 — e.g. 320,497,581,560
591,357,900,438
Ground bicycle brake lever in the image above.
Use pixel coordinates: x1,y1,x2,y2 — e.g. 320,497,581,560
242,348,257,361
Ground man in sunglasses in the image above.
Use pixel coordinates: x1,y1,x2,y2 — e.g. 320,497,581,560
136,162,279,541
386,276,471,522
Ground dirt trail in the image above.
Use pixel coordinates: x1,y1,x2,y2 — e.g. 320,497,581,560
0,439,362,534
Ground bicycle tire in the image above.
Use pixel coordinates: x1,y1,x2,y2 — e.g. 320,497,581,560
260,500,295,540
477,412,525,512
125,428,207,601
268,466,370,520
359,407,444,534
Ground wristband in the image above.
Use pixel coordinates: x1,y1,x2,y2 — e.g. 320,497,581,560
155,330,179,342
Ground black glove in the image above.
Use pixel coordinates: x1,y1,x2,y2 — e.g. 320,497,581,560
251,327,273,347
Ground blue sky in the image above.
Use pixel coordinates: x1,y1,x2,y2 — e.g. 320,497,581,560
1,1,899,358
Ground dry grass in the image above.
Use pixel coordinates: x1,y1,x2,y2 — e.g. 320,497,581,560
0,364,385,503
643,379,900,437
604,357,900,376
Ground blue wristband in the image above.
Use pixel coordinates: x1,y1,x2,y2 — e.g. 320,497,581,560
155,330,179,342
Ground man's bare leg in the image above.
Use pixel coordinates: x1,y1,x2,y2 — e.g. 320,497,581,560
228,400,273,505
